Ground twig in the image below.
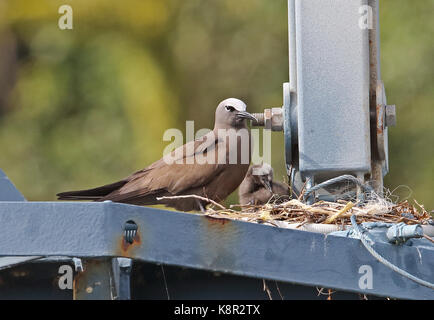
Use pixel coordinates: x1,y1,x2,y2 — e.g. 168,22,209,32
275,281,284,300
157,195,226,210
359,293,369,300
297,178,310,201
327,289,334,300
263,279,273,300
423,234,434,244
160,265,170,300
296,219,310,229
324,201,354,224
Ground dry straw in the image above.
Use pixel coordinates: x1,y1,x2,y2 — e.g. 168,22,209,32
204,193,432,227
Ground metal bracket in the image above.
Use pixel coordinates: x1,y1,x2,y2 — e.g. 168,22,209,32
111,258,133,300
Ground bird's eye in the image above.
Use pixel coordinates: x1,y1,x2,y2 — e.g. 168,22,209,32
225,106,235,112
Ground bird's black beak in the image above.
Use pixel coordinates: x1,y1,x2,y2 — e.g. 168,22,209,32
236,111,257,122
260,177,273,193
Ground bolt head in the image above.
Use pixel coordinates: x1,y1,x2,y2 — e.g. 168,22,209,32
264,109,272,130
385,105,396,127
271,108,284,131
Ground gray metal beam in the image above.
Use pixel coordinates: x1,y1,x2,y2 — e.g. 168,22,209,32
0,169,43,270
0,201,432,300
0,169,25,202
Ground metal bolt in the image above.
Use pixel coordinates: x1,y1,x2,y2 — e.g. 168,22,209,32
270,108,284,131
124,220,138,244
252,113,265,126
264,109,272,130
251,108,284,131
385,105,396,127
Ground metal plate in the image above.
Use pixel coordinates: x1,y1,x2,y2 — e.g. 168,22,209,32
294,0,371,177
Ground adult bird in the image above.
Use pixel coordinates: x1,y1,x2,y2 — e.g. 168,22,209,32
238,163,289,206
57,98,256,212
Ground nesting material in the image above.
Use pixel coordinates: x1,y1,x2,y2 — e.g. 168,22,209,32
204,196,432,228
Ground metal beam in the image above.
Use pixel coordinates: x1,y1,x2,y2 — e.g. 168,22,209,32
0,169,43,270
0,169,25,202
0,201,432,299
111,258,132,300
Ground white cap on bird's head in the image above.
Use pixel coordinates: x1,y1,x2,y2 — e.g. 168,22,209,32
214,98,256,128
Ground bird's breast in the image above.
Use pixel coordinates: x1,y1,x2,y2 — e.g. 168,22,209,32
214,128,251,165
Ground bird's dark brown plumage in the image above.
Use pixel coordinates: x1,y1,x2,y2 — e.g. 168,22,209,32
57,98,256,212
238,163,289,206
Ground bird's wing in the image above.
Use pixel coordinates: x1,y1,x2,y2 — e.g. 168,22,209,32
272,181,290,195
124,131,216,179
101,133,225,202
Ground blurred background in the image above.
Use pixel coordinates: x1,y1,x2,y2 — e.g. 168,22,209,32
0,0,432,209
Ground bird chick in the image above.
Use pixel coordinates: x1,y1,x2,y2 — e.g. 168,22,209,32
238,163,289,206
57,98,256,212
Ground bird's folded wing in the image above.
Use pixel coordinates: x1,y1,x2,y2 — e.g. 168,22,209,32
125,131,217,178
101,134,224,202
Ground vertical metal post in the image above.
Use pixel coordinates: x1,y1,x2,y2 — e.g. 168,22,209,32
305,176,315,205
288,0,297,93
368,0,386,196
111,258,133,300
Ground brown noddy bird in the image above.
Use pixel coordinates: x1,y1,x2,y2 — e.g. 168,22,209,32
238,163,289,206
57,98,256,212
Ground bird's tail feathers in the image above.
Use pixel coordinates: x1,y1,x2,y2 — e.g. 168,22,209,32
57,180,127,201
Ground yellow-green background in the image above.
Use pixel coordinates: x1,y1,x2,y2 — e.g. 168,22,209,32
0,0,433,209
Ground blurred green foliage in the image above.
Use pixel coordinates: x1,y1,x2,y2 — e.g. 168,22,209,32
0,0,432,209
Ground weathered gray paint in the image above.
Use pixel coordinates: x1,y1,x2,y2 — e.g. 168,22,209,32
0,169,25,202
0,169,41,270
0,201,432,300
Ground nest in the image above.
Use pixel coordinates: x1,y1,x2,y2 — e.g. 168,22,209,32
205,196,433,228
